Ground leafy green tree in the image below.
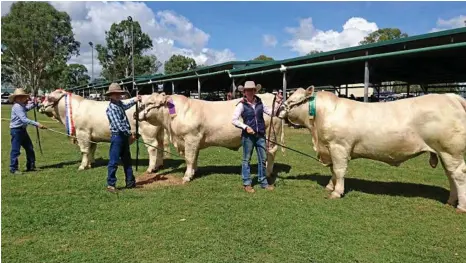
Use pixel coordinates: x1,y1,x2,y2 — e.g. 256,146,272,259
1,2,80,94
253,54,274,61
307,50,323,55
359,28,408,45
96,19,162,81
164,54,197,74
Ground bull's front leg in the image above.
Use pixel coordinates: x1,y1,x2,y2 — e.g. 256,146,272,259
328,144,349,199
182,136,201,183
141,133,164,174
266,144,278,177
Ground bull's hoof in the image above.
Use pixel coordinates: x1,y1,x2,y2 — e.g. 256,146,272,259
182,177,191,184
325,185,334,192
78,166,86,171
327,191,341,199
455,207,466,214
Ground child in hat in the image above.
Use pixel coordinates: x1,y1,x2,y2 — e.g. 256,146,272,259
104,83,141,192
9,88,47,174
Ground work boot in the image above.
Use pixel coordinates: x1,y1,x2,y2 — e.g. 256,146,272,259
243,185,255,193
262,185,275,191
106,186,117,193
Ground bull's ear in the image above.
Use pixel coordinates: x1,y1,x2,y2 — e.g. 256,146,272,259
161,93,168,104
306,85,315,96
160,92,166,96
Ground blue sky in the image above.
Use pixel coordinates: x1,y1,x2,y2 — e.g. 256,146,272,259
2,1,464,75
143,1,466,60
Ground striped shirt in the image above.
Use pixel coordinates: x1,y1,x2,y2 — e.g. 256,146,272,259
106,99,137,136
10,102,39,129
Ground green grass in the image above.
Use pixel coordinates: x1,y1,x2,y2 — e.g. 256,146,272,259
1,104,465,263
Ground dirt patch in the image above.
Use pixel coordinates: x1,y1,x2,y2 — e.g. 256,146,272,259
136,173,184,188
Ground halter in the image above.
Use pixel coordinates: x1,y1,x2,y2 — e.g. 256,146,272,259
41,89,69,110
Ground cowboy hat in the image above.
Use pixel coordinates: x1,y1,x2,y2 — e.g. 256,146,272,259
104,83,129,96
8,88,30,103
237,81,262,92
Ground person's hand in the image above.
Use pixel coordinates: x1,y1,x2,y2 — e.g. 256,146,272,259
246,127,255,135
38,123,47,129
136,95,142,102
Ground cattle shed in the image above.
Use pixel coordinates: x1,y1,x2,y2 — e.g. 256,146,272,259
67,27,466,102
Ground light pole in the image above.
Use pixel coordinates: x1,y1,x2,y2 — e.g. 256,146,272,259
89,41,94,83
128,15,139,171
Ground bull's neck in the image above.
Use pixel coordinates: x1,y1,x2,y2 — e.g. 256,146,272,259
55,94,81,125
161,107,172,131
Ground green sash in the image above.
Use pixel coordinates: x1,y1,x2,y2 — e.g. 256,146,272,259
308,95,316,117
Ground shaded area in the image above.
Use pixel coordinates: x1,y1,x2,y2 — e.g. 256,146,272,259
156,162,292,178
38,158,184,170
283,173,450,203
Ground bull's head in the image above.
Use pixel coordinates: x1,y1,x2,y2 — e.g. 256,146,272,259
278,86,315,125
134,92,167,125
38,89,68,117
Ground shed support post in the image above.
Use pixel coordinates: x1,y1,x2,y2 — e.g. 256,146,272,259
231,79,237,99
345,84,349,98
364,51,370,102
151,84,154,93
172,82,175,95
282,71,287,101
407,83,410,97
197,78,201,100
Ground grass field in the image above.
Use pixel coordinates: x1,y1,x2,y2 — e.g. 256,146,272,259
1,104,466,263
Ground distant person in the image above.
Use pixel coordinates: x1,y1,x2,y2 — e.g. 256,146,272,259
349,94,356,100
9,88,47,174
226,92,232,100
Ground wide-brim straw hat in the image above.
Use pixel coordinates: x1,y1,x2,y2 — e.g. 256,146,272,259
104,83,130,96
8,88,30,102
237,81,262,92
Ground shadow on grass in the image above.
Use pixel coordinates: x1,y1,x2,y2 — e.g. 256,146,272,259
156,162,292,179
284,173,449,203
38,158,185,171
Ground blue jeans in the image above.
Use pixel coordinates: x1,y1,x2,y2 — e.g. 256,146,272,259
241,134,269,188
107,133,135,187
10,128,35,172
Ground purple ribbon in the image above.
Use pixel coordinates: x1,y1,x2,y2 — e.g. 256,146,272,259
167,98,176,115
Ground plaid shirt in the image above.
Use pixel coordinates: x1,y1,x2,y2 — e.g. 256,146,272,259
106,99,137,136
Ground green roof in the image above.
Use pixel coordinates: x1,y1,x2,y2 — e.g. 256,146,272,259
67,27,466,91
229,27,466,74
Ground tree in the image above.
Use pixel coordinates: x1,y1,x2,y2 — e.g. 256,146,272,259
1,2,80,94
359,28,408,45
164,54,197,74
64,64,91,87
308,50,323,55
96,19,162,81
253,54,274,61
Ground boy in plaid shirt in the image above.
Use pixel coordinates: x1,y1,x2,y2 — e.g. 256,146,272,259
104,83,141,192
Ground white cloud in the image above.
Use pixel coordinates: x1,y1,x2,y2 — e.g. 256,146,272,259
431,15,466,32
263,34,277,47
1,1,235,77
285,17,378,55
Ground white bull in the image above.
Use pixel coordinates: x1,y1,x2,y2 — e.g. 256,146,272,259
39,89,169,172
136,92,285,183
279,86,466,213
